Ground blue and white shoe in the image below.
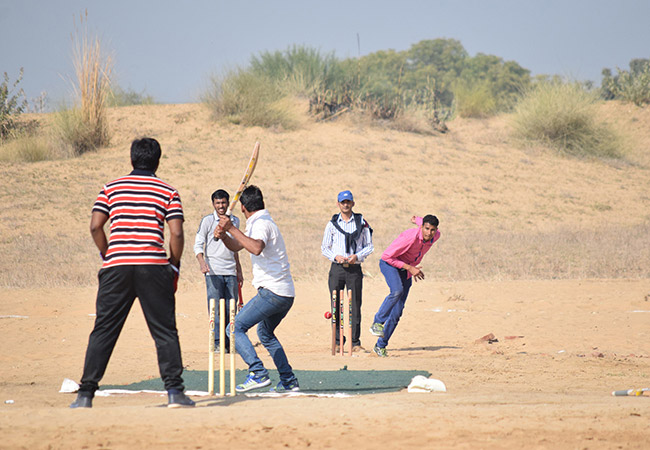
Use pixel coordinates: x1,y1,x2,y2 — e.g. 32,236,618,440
270,379,300,393
236,372,271,393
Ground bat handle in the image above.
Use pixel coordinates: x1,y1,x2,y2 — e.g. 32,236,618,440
213,211,233,242
611,389,648,396
613,389,632,396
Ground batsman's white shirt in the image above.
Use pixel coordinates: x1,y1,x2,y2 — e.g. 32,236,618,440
245,209,295,297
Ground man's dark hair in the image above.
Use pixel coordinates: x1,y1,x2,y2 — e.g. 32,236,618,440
240,185,265,212
211,189,230,203
423,214,439,227
131,137,161,172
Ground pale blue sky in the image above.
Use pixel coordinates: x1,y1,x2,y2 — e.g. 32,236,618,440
1,0,649,108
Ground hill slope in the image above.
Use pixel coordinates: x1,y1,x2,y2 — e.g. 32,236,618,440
1,101,649,287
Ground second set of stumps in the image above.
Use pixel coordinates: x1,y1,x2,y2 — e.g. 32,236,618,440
331,289,353,356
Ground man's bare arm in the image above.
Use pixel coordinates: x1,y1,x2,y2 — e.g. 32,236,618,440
90,211,109,258
215,214,265,255
168,218,184,267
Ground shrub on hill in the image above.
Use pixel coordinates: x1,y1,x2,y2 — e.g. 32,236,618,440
205,40,531,131
0,68,28,141
512,81,624,159
203,46,339,129
203,69,298,129
0,134,53,163
452,78,497,118
332,40,530,121
54,12,112,156
250,45,341,96
106,86,154,107
601,58,650,106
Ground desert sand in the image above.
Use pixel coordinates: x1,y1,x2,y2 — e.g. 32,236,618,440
1,102,649,449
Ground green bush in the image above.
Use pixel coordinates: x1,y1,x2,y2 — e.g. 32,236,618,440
203,69,297,129
512,81,624,159
106,86,154,107
53,106,106,156
452,79,497,118
250,45,340,96
203,40,531,132
602,59,650,106
1,68,28,141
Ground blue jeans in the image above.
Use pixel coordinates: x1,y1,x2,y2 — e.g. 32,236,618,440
227,288,297,385
205,275,238,346
373,259,412,348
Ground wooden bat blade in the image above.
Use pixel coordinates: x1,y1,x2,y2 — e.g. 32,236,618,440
226,141,260,215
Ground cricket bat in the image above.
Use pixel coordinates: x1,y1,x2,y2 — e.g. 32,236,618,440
226,141,260,216
612,388,649,396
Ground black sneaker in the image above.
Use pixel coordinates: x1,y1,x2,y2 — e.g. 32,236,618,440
70,393,93,408
167,391,195,408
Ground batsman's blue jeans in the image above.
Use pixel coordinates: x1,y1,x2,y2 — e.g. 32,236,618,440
227,287,297,385
205,274,238,348
373,259,412,348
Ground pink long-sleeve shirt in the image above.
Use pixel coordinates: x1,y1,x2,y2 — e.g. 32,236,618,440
381,218,440,275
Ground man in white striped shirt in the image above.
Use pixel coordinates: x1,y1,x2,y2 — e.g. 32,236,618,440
321,190,374,351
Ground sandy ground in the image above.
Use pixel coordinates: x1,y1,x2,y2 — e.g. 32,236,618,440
1,278,649,449
1,101,649,448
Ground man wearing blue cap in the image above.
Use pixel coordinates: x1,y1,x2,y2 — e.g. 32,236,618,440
321,190,374,351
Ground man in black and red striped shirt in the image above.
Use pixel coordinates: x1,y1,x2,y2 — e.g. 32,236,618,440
70,138,194,408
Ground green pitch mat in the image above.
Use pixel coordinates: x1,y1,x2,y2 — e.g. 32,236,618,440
101,367,431,395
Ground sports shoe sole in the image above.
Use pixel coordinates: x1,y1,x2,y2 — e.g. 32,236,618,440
167,402,195,408
369,326,384,337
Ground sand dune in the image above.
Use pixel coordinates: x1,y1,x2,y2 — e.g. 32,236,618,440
0,102,649,449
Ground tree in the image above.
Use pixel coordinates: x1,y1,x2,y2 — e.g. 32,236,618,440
1,68,28,140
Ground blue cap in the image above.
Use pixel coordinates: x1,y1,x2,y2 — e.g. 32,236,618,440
337,190,354,202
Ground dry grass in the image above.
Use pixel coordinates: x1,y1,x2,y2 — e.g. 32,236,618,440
203,70,299,130
432,223,650,281
512,82,625,159
0,133,53,162
56,11,112,155
1,13,112,162
0,101,648,288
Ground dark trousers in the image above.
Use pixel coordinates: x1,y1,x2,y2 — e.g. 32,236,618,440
78,265,185,395
328,263,363,346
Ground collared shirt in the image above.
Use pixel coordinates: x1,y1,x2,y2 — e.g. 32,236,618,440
381,219,440,276
321,212,374,263
92,169,183,268
193,211,240,276
245,209,295,297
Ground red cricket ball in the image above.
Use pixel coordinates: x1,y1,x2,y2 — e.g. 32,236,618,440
324,311,332,319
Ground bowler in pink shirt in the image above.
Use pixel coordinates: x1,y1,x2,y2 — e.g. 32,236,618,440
369,215,440,357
